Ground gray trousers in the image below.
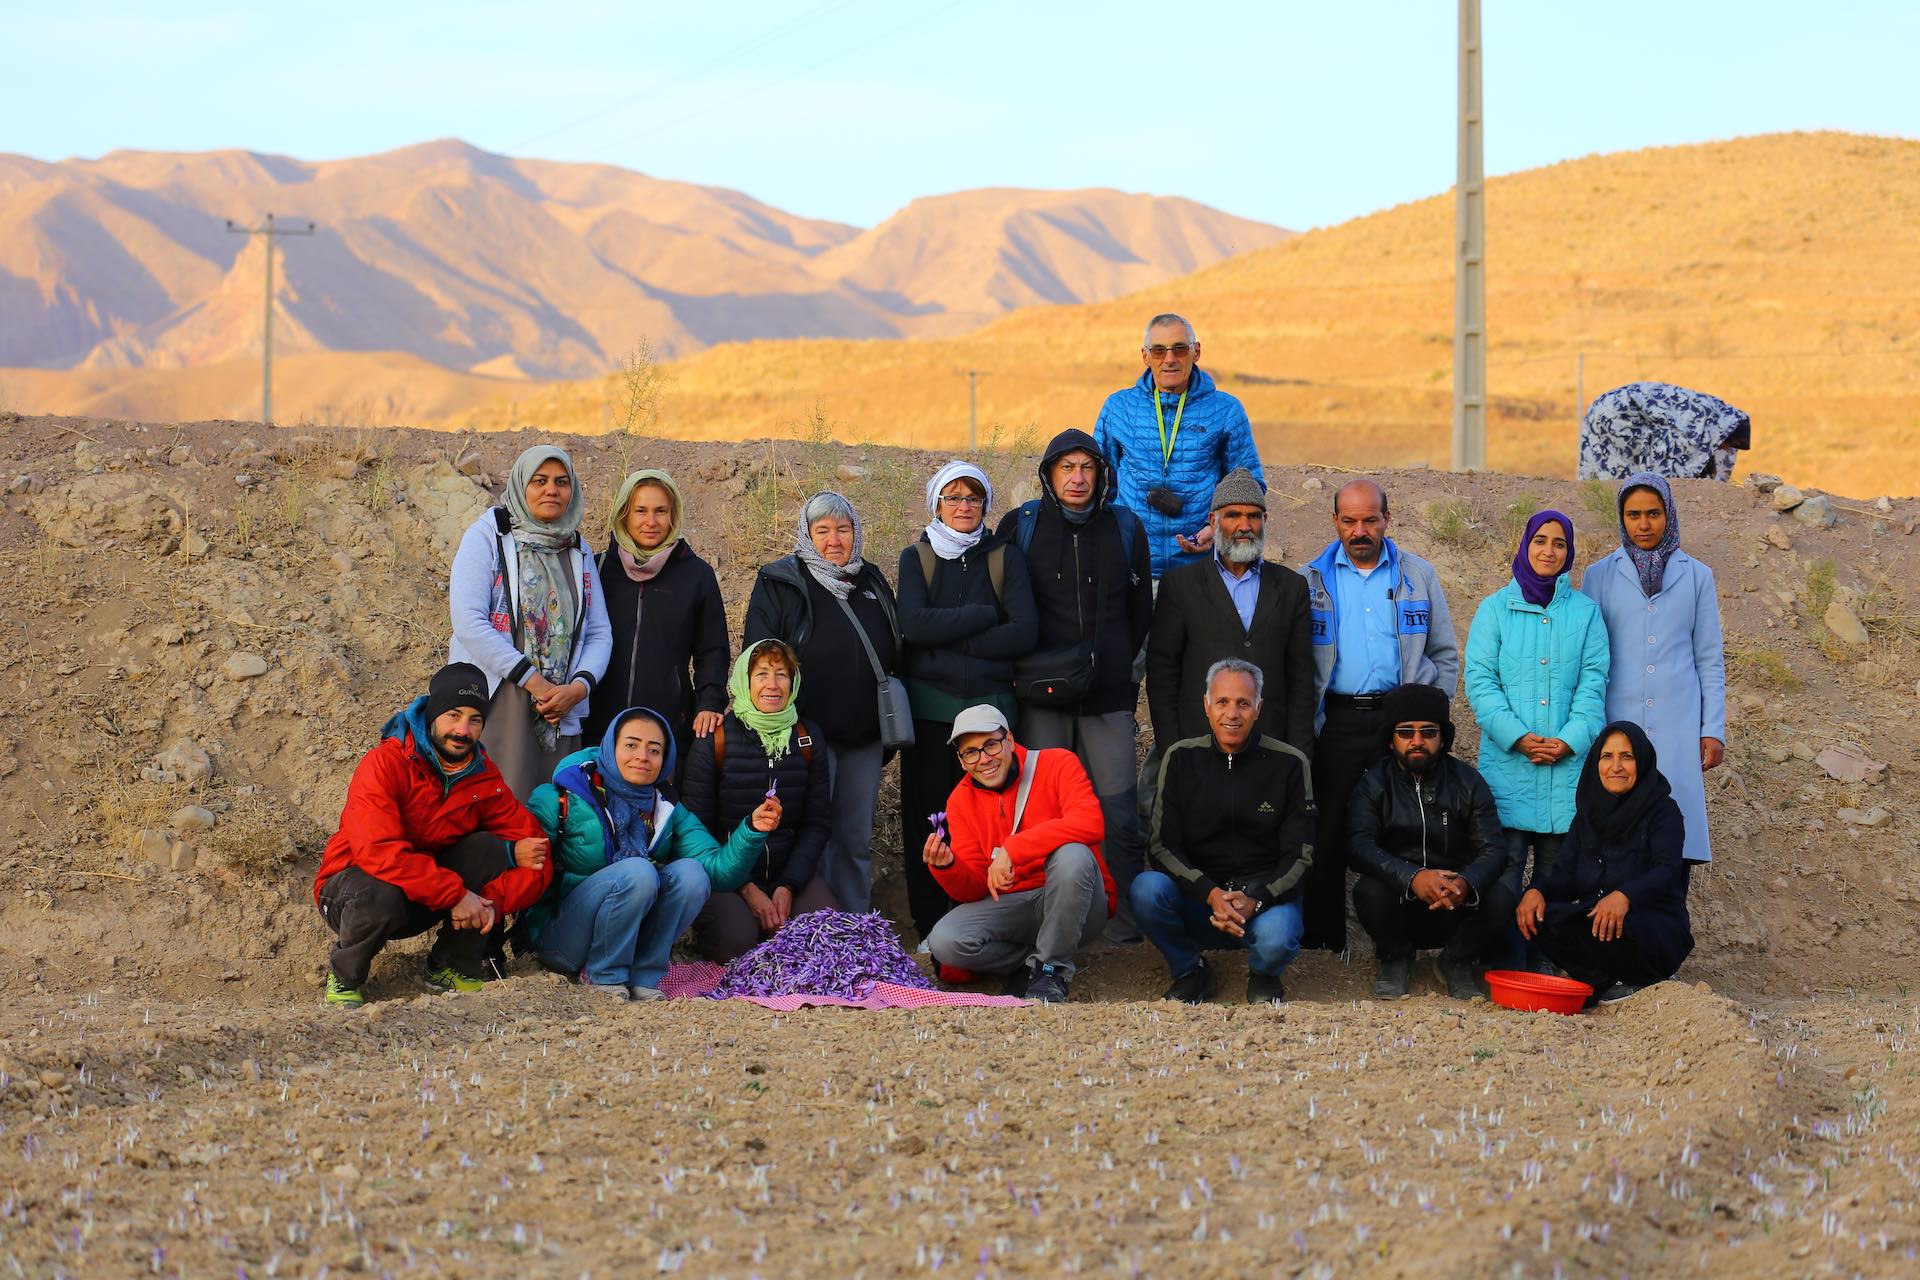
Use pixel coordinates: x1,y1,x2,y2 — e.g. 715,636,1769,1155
1020,707,1143,896
823,739,887,913
924,844,1107,979
482,679,580,804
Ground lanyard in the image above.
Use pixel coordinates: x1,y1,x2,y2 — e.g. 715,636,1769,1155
1153,385,1188,467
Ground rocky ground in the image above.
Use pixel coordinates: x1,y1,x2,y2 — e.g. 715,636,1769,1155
0,412,1916,1276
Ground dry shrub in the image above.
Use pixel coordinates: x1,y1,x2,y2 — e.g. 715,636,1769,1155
1726,643,1801,690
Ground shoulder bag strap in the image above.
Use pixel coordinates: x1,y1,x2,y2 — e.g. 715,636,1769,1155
831,592,890,684
1010,748,1040,835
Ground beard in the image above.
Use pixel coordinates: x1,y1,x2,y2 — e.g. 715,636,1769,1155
432,729,477,762
1395,745,1437,774
1221,531,1262,566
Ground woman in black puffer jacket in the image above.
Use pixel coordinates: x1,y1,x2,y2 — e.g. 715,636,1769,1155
682,639,836,960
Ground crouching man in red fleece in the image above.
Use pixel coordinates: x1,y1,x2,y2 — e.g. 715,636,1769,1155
921,705,1116,1003
312,663,554,1007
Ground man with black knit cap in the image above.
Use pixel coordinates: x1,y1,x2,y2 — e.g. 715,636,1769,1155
1347,682,1511,1000
312,662,554,1007
997,429,1152,942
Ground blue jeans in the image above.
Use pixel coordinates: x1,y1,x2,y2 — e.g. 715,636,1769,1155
1130,870,1303,979
538,857,710,989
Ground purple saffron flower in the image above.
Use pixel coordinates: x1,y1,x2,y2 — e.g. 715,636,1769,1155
711,910,934,1000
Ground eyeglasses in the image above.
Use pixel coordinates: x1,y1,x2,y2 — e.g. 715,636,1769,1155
955,733,1009,766
939,494,985,508
1394,725,1442,741
1144,344,1194,359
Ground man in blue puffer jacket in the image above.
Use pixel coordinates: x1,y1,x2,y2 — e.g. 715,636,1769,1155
1094,313,1264,582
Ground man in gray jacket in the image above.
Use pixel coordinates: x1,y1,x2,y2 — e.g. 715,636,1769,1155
1298,479,1459,953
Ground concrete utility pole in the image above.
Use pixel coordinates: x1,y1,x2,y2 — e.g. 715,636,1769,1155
1451,0,1487,471
962,369,986,449
225,212,316,425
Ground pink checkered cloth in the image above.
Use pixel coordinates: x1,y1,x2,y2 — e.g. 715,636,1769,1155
659,962,1029,1009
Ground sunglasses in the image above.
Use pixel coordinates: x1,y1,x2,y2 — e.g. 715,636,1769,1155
1144,344,1194,358
1394,725,1442,741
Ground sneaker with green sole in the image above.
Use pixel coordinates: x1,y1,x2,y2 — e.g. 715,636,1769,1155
424,965,484,994
324,973,365,1008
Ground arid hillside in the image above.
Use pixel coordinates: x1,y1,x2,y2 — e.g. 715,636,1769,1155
0,413,1916,1275
0,139,1283,378
431,132,1920,498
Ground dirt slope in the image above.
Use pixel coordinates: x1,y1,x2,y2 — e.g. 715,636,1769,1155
0,413,1916,1275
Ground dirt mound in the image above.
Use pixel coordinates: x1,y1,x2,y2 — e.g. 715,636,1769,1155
0,412,1916,1274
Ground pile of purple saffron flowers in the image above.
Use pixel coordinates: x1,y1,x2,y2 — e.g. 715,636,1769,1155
710,910,934,999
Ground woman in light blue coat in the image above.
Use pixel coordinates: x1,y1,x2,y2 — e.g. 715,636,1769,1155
1466,509,1611,919
1580,474,1726,868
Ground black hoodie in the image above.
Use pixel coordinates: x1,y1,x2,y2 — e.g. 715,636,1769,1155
993,429,1154,716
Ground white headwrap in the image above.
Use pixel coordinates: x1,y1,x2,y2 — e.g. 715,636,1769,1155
923,460,994,561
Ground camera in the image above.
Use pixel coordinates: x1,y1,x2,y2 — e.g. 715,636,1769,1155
1145,487,1185,517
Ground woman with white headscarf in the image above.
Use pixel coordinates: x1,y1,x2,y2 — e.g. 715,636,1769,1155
1580,473,1726,870
894,460,1039,941
449,445,613,801
743,491,901,912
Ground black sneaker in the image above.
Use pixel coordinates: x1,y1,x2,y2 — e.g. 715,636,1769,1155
1162,958,1217,1005
1434,955,1485,1001
1002,963,1034,998
1024,963,1070,1004
1245,972,1286,1004
1372,955,1412,1000
1597,982,1643,1005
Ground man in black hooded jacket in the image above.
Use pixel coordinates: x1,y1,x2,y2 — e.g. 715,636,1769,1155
1348,682,1513,1001
996,428,1153,940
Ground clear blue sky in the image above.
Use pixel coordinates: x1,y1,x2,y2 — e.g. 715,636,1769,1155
10,1,1917,230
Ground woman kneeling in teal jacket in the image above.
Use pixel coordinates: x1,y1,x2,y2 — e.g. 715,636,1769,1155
524,705,778,1000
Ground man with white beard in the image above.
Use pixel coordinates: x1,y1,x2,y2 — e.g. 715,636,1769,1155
1143,471,1316,820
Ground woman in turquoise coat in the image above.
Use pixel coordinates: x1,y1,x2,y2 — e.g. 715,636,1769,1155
1465,510,1611,922
524,706,776,1000
1580,474,1726,868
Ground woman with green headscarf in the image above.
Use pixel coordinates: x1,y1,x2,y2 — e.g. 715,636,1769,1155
680,639,839,960
581,468,730,761
450,444,613,800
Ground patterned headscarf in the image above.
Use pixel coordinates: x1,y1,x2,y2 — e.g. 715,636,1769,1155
795,491,865,601
1512,509,1575,607
728,639,801,762
923,460,993,561
597,706,677,863
1617,473,1680,598
504,446,584,751
607,469,683,583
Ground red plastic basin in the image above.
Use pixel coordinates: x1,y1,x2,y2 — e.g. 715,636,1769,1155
1485,969,1594,1015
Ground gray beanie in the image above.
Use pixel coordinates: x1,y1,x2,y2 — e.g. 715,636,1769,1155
1210,468,1267,513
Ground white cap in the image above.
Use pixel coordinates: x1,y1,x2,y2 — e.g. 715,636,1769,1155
947,704,1010,745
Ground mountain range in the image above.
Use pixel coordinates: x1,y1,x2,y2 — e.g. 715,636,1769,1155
0,138,1287,378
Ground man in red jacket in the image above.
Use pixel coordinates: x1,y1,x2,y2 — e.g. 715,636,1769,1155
921,705,1116,1003
314,663,553,1007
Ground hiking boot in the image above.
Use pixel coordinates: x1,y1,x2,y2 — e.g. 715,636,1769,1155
1435,955,1485,1001
627,984,667,1002
424,965,484,994
1163,958,1217,1005
1597,982,1643,1005
324,972,365,1009
938,963,980,986
1246,972,1287,1004
1024,963,1070,1004
1001,963,1034,998
1372,955,1412,1000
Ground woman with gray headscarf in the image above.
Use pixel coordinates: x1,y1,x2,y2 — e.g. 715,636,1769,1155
450,445,613,801
743,491,901,911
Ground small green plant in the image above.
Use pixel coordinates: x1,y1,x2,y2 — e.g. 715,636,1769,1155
790,401,842,495
1726,643,1801,690
1427,497,1477,547
1471,1044,1497,1062
1803,558,1837,618
1579,478,1617,521
1499,492,1544,551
